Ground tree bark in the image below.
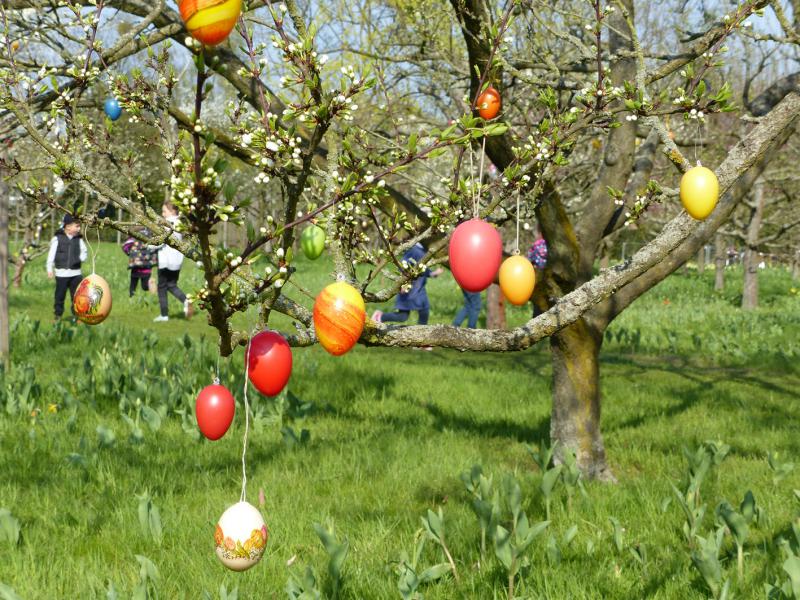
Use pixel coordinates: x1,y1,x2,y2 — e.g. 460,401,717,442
486,284,506,330
0,185,9,371
793,251,799,280
550,318,613,481
714,234,725,291
742,181,765,310
12,257,25,288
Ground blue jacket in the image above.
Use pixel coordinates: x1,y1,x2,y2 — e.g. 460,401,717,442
395,244,431,311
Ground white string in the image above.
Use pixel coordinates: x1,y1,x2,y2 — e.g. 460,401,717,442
240,337,252,503
515,192,520,254
468,145,476,218
476,136,487,218
82,226,98,274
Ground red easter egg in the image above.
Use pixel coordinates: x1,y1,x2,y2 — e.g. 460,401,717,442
448,219,503,292
196,384,235,440
313,282,366,356
247,331,292,397
477,86,501,120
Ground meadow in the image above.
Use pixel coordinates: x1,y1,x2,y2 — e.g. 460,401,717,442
1,245,799,599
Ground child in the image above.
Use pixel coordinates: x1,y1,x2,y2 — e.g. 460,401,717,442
152,202,192,322
372,243,443,325
452,290,481,328
122,228,157,297
46,214,88,321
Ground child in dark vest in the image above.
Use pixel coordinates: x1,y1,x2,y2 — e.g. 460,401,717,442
46,214,88,321
122,228,157,297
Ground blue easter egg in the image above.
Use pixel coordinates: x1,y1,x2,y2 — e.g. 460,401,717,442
104,98,122,121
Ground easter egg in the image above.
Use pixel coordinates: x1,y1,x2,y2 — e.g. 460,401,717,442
247,331,292,397
300,224,326,260
179,0,242,46
214,501,268,572
104,98,121,121
195,384,235,440
476,86,501,120
499,255,536,305
448,219,503,292
313,282,365,356
73,274,112,324
680,165,719,220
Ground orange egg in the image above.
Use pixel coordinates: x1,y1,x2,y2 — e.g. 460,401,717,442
476,86,501,120
680,165,719,220
498,255,535,305
73,273,112,324
179,0,242,46
313,282,366,356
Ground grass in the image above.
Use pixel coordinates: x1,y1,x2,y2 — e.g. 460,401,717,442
1,245,799,599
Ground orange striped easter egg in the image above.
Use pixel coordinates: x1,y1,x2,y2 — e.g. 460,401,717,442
179,0,241,46
313,282,366,356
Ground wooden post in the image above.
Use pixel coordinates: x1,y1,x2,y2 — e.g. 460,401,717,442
714,235,725,291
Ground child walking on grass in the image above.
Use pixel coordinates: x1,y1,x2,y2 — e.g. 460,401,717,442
151,202,192,322
122,228,157,297
46,214,87,322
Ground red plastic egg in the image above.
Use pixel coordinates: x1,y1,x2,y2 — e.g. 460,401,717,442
196,384,235,440
247,331,292,397
448,219,503,292
476,86,501,120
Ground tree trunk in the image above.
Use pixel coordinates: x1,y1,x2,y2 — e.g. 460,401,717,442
486,284,506,329
0,187,10,370
696,246,705,275
742,181,765,310
12,257,26,288
714,235,725,291
550,318,614,481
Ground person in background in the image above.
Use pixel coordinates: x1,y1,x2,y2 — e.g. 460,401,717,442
152,202,192,322
46,214,88,322
122,228,157,297
371,243,443,326
527,225,548,317
452,291,481,329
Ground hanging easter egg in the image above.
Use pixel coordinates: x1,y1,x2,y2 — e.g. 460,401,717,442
73,274,112,324
313,282,365,356
499,255,536,305
300,224,326,260
476,86,501,120
448,219,503,293
247,331,292,397
214,501,268,572
196,383,235,440
680,165,719,220
104,98,122,121
179,0,242,46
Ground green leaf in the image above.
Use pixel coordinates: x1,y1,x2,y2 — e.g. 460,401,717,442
0,584,23,600
494,524,513,570
418,563,451,583
140,405,162,432
0,509,20,547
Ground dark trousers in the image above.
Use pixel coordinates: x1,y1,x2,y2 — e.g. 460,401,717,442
382,308,430,325
130,272,151,296
158,268,186,317
54,274,82,318
453,291,481,328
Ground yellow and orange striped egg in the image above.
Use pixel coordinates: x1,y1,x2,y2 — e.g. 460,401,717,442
313,282,365,356
179,0,241,46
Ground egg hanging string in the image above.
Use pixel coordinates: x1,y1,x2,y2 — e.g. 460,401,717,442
240,331,254,503
476,136,487,218
514,191,521,256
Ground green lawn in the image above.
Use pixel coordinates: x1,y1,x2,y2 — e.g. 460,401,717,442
1,247,799,599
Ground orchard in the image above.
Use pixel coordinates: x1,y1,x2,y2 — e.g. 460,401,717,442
0,0,799,598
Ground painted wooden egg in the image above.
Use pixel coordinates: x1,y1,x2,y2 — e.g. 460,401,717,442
247,331,292,397
476,86,501,120
179,0,242,46
313,282,365,356
499,255,536,305
448,219,503,292
73,274,112,324
214,501,268,572
680,165,719,220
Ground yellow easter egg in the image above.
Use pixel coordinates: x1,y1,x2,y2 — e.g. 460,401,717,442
680,165,719,220
498,255,536,306
179,0,242,46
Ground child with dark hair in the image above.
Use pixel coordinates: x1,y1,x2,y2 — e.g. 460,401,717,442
122,229,157,296
46,214,88,321
152,202,192,322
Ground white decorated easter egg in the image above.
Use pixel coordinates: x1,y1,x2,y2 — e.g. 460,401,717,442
214,501,268,571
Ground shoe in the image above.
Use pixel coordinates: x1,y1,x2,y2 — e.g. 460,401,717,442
153,315,169,322
371,310,383,323
184,299,194,319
